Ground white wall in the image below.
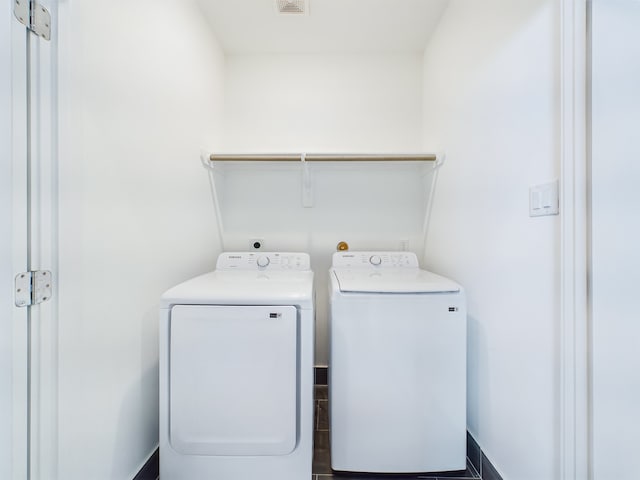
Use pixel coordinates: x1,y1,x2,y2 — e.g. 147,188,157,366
56,0,224,478
590,1,640,478
222,53,423,153
422,1,559,479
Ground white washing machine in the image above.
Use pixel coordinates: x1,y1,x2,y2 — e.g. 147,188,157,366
329,251,466,474
159,252,314,480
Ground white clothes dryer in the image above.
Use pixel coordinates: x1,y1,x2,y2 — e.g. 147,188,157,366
329,251,466,474
159,252,314,480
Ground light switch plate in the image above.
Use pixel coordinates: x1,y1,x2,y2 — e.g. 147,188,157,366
530,180,559,217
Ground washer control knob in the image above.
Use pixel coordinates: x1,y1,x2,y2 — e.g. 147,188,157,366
369,255,382,266
257,256,270,268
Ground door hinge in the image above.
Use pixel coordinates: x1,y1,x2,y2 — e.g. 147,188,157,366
15,271,53,307
14,0,51,41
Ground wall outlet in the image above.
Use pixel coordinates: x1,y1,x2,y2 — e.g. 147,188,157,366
250,238,264,250
399,239,409,251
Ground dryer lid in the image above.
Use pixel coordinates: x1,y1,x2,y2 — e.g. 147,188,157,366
160,269,314,308
333,268,460,293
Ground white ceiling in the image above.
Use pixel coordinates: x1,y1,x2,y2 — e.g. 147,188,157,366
196,0,449,54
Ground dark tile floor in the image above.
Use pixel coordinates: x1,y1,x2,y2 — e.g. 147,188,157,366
313,386,480,480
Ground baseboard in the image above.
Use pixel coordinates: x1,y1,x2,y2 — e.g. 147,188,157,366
133,448,159,480
467,432,504,480
314,366,328,385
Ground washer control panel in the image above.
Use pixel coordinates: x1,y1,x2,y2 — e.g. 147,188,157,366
217,252,311,271
332,251,419,269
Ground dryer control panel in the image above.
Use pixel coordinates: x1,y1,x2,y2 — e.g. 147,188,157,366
332,251,419,269
217,252,311,271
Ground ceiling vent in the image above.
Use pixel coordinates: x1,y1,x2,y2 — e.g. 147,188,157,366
276,0,308,15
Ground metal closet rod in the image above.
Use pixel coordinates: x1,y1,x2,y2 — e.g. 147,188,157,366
208,153,437,162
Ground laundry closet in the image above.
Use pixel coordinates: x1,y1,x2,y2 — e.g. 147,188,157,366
59,0,562,474
7,1,638,480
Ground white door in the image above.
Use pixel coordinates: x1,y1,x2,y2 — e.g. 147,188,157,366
590,1,640,478
1,3,29,479
170,305,299,456
1,2,58,479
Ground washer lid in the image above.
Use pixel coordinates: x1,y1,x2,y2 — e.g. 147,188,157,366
333,268,460,293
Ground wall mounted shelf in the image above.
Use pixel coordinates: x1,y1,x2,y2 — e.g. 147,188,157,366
208,153,438,162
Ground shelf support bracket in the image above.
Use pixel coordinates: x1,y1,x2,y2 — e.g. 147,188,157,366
301,153,313,208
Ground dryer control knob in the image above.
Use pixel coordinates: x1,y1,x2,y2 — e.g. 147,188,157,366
257,256,270,268
369,255,382,266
